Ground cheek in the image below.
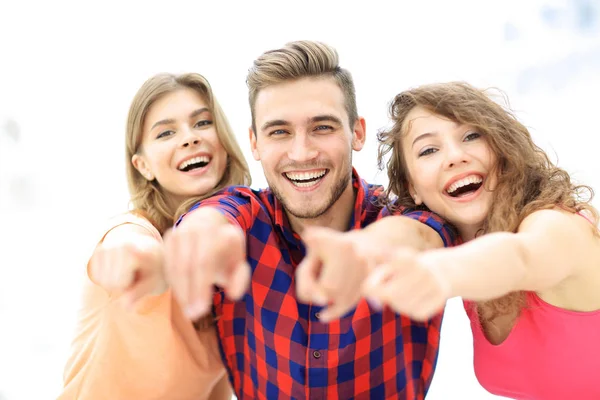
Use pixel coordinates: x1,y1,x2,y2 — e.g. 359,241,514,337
317,136,351,165
332,135,352,154
211,136,227,159
207,135,228,174
145,145,173,175
411,166,439,199
257,143,281,170
480,143,497,167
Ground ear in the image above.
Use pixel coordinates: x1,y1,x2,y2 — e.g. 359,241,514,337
131,153,154,181
408,182,422,205
249,127,260,161
351,117,366,151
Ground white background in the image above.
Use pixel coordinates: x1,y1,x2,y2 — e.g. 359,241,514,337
1,1,599,399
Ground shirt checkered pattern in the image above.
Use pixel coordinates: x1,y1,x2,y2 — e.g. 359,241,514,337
178,169,458,399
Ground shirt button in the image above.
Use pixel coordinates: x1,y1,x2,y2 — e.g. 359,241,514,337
313,350,321,359
315,312,321,320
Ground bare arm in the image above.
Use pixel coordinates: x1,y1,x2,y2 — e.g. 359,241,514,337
363,209,599,321
429,209,598,301
352,215,444,261
177,206,231,230
207,374,233,400
296,215,445,321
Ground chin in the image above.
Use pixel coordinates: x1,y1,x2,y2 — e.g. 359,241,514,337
179,185,214,199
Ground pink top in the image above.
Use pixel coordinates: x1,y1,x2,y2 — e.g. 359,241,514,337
465,293,600,400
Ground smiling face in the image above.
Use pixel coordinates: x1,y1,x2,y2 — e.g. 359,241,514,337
131,88,228,206
249,76,366,222
401,106,498,240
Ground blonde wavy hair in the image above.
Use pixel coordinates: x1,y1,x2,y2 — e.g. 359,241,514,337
377,81,598,322
126,73,251,234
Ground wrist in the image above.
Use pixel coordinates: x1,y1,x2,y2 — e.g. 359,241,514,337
421,250,456,299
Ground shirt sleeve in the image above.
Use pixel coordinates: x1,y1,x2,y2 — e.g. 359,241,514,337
422,312,444,394
176,186,260,233
384,206,461,248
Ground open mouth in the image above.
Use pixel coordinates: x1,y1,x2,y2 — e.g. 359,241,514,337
446,175,483,198
283,169,328,188
178,156,211,172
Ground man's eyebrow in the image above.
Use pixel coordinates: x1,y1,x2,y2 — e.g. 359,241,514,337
310,114,343,125
261,119,289,131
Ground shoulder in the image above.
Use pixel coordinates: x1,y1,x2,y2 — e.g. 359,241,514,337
101,211,161,242
519,208,595,237
181,186,274,229
201,185,269,207
363,180,385,201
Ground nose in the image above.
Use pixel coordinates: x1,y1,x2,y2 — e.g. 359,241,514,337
287,133,318,162
181,138,199,148
179,127,200,148
444,142,469,169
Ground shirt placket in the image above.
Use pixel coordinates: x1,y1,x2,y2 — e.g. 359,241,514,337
307,303,328,400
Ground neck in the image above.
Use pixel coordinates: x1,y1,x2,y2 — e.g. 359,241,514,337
287,183,356,235
458,224,484,242
167,194,185,216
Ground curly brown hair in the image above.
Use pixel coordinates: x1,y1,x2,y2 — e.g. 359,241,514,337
377,81,598,322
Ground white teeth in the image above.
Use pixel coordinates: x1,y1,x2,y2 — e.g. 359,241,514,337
447,175,483,193
284,170,327,188
179,156,210,170
292,180,320,188
285,170,326,181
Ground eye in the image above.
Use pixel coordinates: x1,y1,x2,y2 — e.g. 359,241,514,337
418,147,437,157
314,125,334,132
156,130,175,139
269,129,288,137
194,120,213,128
465,132,481,141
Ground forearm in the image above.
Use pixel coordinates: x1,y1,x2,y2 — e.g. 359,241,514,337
354,216,444,259
179,206,230,230
428,232,528,301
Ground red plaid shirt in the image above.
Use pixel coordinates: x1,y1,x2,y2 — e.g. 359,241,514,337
178,169,458,399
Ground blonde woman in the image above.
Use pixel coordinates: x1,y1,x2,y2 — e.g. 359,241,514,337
60,73,250,400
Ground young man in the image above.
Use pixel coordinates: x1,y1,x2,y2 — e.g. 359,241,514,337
164,41,458,399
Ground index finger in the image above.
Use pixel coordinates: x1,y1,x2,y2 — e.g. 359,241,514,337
296,252,327,305
163,229,193,312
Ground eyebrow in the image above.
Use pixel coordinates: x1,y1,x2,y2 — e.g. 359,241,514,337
261,119,288,132
412,132,437,148
310,114,343,125
189,107,210,119
150,107,210,131
260,114,343,132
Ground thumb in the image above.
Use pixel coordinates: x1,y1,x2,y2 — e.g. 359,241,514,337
121,271,168,309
